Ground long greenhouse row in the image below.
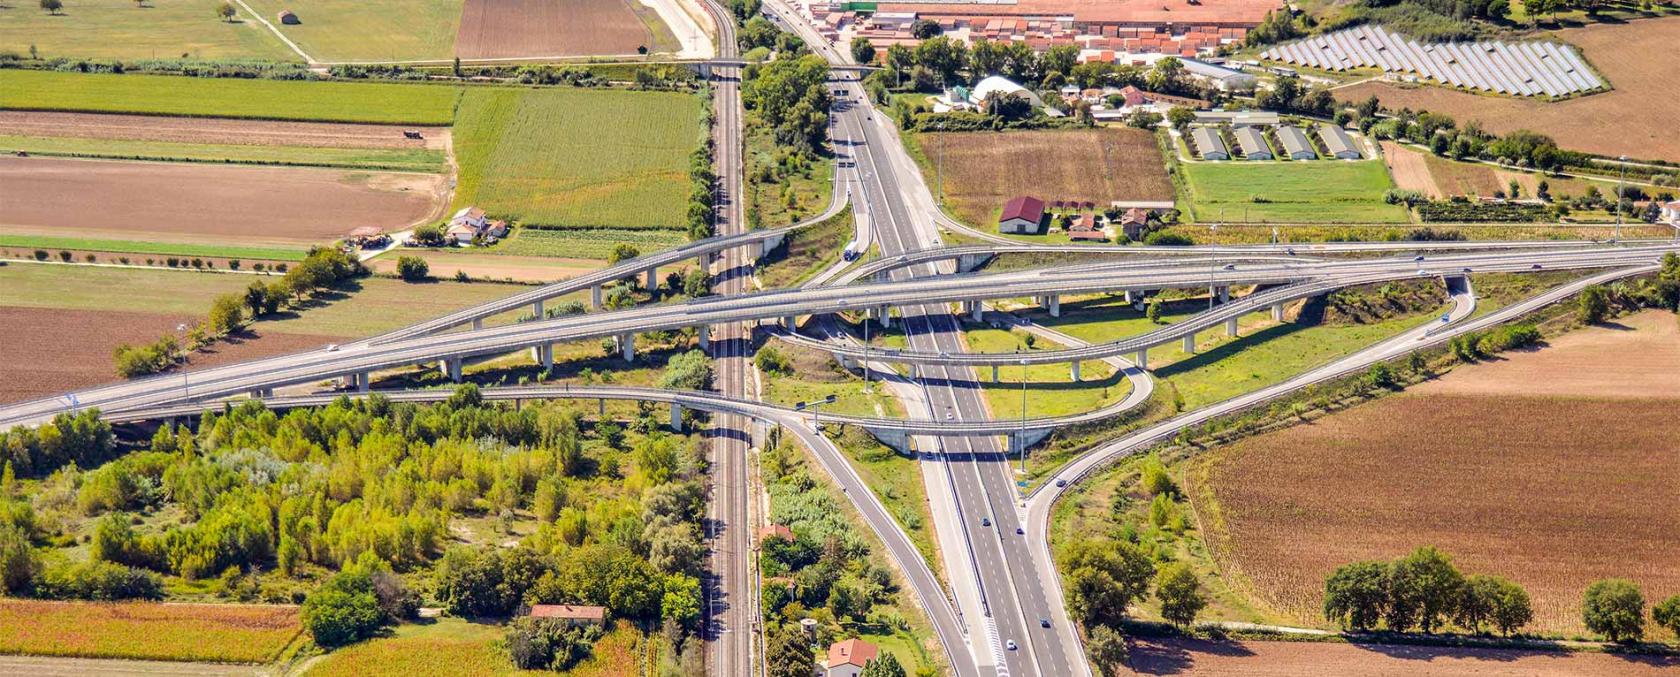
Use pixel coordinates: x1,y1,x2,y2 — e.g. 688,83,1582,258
1259,24,1604,98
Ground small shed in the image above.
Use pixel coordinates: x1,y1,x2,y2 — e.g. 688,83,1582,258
527,604,606,629
998,196,1045,234
1190,127,1229,161
1318,123,1363,159
1233,126,1272,160
1274,126,1317,160
446,223,478,244
277,10,300,25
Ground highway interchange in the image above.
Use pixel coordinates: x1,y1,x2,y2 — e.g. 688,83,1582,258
6,8,1679,677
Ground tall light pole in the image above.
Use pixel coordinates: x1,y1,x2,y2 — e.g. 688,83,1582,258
1018,357,1028,475
862,314,872,393
937,119,946,206
1614,155,1628,241
177,323,190,400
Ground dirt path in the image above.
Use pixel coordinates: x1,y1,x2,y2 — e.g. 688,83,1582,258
1380,141,1443,199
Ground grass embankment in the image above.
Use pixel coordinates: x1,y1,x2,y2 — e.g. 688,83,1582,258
0,70,459,125
451,86,703,259
1,235,308,262
0,0,295,61
306,617,647,677
745,113,835,229
0,134,448,172
1179,160,1411,224
755,206,854,289
240,0,464,62
1154,222,1675,244
0,599,301,663
959,324,1130,419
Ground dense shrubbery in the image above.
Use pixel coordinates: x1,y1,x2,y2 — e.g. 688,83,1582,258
1324,546,1533,635
1416,201,1549,223
37,57,319,80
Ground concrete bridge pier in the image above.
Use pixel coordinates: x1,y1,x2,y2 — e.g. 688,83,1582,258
619,333,635,363
670,403,684,432
877,305,893,327
784,315,798,330
1183,333,1196,353
1226,317,1239,337
864,427,913,455
444,358,463,383
757,232,786,261
991,365,1000,383
1070,361,1082,382
697,325,710,350
356,372,369,393
645,267,658,291
1271,303,1284,322
249,387,273,398
472,318,483,331
533,344,554,371
956,253,994,272
967,300,984,323
1134,348,1147,370
591,285,602,309
1006,428,1055,456
1221,286,1231,303
1045,295,1061,317
532,300,544,318
1124,290,1135,304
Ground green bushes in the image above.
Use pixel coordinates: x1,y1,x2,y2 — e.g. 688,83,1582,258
1323,546,1532,635
754,344,792,376
505,617,603,671
33,560,163,601
396,255,430,282
113,335,182,378
302,563,415,648
1415,201,1549,223
1582,579,1646,643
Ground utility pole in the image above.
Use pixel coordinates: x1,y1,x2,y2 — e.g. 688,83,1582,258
1018,358,1028,475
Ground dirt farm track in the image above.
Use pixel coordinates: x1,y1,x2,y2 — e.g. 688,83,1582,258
0,156,447,244
455,0,657,59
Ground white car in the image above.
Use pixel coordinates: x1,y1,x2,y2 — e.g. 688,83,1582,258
1006,640,1018,651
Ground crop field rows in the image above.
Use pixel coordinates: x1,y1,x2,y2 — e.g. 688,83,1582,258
0,600,300,663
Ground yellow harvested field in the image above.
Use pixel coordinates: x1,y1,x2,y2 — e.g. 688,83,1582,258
1193,312,1680,635
0,600,300,663
916,127,1173,226
1337,17,1680,162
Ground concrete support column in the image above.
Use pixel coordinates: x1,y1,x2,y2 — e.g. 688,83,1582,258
970,300,984,324
1220,286,1231,303
1070,361,1082,382
591,285,602,309
1124,290,1135,304
670,403,684,432
879,306,892,327
1271,303,1285,322
697,326,710,350
472,318,483,331
533,344,553,371
1226,317,1239,337
532,300,543,318
619,333,635,363
356,372,369,393
446,358,463,383
1183,333,1195,353
991,365,1000,383
1048,295,1061,318
1134,348,1148,370
645,267,657,291
784,315,797,330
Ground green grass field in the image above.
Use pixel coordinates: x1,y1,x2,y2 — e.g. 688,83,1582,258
1181,160,1411,224
451,86,703,233
0,0,296,61
305,617,650,677
0,134,447,172
1,234,308,261
491,227,690,261
240,0,463,62
0,70,459,124
962,324,1130,419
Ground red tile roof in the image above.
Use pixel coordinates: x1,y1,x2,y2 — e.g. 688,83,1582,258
1000,196,1046,225
827,638,879,668
529,605,605,621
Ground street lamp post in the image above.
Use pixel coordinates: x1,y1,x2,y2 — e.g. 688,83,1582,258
795,395,837,431
1018,358,1028,474
177,323,190,400
1615,155,1628,241
862,315,872,393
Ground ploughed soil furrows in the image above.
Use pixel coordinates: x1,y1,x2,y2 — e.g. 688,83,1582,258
1128,637,1680,675
455,0,653,59
0,111,449,150
0,157,446,245
1194,311,1680,635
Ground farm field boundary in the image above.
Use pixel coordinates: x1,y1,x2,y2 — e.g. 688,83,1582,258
0,234,308,262
0,70,460,125
0,135,447,173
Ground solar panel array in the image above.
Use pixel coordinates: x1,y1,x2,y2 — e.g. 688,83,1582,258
1259,25,1604,97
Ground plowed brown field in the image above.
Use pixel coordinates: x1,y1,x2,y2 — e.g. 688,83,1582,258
1193,311,1680,635
1336,17,1680,162
916,127,1174,227
0,111,449,150
0,156,446,244
455,0,653,59
1128,637,1679,675
0,306,342,405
